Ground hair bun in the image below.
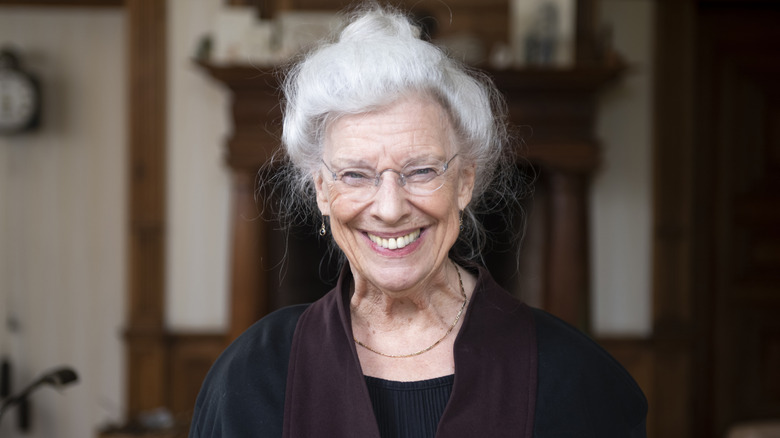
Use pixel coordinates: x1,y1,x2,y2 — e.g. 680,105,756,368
338,8,422,43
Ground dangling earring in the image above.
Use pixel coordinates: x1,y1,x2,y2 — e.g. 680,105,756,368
459,210,464,231
319,217,327,236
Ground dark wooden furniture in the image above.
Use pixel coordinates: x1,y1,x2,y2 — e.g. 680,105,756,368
652,2,780,437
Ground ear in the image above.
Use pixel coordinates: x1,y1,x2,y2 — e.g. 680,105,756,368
314,170,331,216
457,163,476,210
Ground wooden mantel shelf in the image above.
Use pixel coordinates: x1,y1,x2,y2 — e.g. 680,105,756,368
487,63,626,91
197,60,626,173
196,60,625,87
198,59,624,339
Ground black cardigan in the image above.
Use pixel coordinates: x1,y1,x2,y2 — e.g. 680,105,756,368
190,267,647,437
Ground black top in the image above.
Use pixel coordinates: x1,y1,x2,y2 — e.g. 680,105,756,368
365,374,455,438
190,266,647,437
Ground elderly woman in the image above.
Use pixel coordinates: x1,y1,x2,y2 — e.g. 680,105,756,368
190,5,646,438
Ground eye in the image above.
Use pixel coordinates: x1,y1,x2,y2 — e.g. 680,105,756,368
404,166,439,182
339,170,374,186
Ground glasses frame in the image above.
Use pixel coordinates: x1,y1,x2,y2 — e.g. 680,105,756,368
321,154,459,199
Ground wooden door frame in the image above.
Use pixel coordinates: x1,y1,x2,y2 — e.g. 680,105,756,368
122,0,170,418
642,1,774,436
651,1,698,437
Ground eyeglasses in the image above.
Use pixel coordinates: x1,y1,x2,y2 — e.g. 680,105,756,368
321,154,459,202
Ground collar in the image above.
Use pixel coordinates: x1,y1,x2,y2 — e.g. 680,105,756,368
282,265,537,438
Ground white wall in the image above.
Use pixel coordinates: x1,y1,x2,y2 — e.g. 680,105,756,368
165,0,231,332
592,0,655,337
0,7,126,438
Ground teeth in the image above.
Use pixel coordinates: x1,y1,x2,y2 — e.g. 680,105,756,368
369,229,421,250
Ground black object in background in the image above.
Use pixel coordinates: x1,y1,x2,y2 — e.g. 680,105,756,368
0,366,79,430
0,358,10,398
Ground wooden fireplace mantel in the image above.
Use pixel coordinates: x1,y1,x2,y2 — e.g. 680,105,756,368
198,61,625,341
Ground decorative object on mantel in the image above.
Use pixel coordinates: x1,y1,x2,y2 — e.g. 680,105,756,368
275,11,341,59
203,2,604,71
510,0,575,68
206,6,340,66
0,47,42,135
210,7,260,64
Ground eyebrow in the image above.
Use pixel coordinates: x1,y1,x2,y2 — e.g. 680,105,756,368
331,154,445,169
329,158,376,169
402,155,446,166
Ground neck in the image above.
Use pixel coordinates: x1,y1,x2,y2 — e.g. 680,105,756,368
349,261,465,332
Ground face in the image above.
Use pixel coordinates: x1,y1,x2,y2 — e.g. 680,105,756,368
314,94,475,293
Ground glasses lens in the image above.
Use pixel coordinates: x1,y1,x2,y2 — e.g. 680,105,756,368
402,161,448,196
327,156,455,201
338,169,376,188
333,167,376,202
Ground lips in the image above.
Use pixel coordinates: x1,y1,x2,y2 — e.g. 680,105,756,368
367,229,421,250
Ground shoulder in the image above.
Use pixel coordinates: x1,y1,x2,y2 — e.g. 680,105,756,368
231,304,309,356
531,308,636,379
530,308,648,437
190,304,309,438
209,304,308,377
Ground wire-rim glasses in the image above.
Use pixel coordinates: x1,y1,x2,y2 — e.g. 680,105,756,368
321,154,459,201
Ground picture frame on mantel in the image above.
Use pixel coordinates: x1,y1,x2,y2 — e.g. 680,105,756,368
510,0,577,68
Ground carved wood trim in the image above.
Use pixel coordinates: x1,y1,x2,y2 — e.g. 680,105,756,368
102,332,226,437
545,172,591,328
490,66,622,330
167,334,227,416
227,171,271,342
196,63,282,341
125,0,168,418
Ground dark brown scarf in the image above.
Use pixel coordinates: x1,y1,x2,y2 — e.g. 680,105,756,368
282,266,537,437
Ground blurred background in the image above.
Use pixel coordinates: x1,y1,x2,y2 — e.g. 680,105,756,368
0,0,777,437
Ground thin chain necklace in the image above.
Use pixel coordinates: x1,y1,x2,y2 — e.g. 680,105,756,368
353,263,468,358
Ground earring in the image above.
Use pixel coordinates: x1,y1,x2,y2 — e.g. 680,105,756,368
459,210,464,231
319,218,327,236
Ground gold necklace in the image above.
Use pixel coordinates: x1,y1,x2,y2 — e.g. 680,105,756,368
353,263,468,358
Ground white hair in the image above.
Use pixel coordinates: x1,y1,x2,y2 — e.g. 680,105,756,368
268,4,530,263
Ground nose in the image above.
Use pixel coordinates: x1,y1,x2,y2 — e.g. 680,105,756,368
369,171,410,223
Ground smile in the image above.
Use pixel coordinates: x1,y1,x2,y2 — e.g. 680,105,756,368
367,229,421,250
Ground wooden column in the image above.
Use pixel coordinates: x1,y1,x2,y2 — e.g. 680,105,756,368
125,0,168,418
546,171,591,329
651,2,696,437
491,67,621,331
227,171,269,342
198,63,282,341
